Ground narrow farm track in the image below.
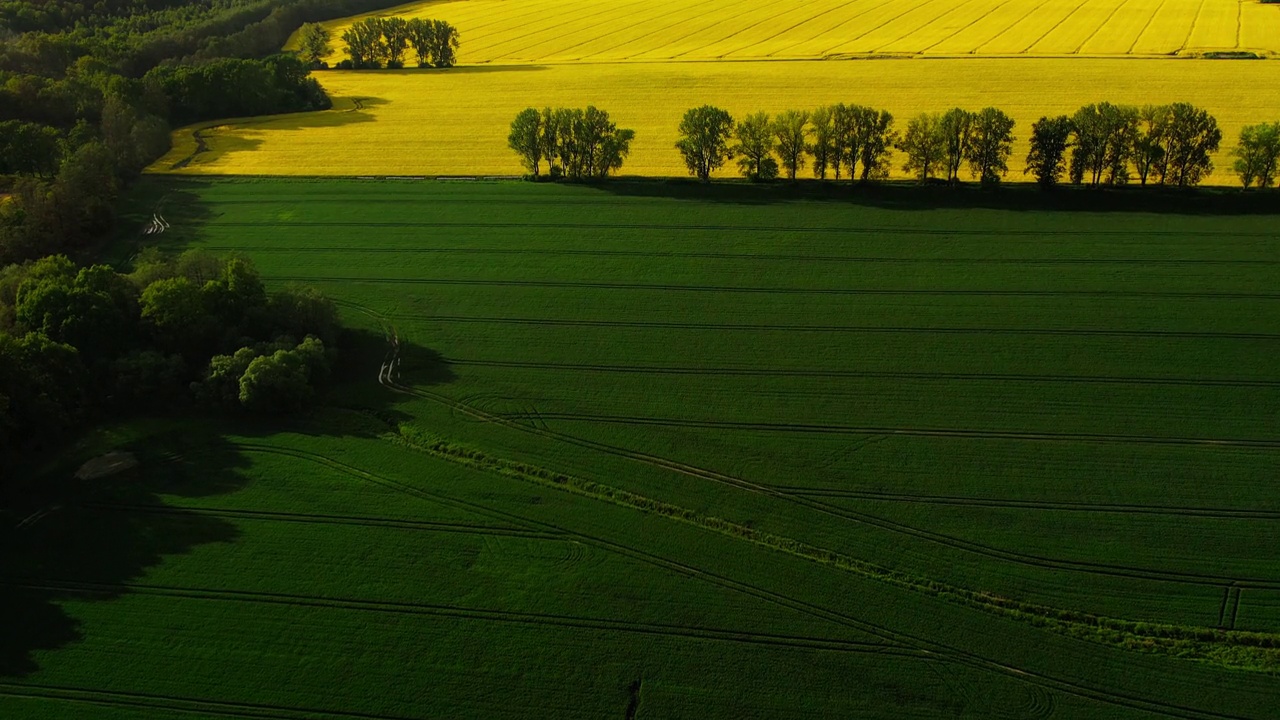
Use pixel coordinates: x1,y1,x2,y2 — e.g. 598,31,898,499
207,245,1280,266
250,406,1272,720
442,357,1280,389
0,682,419,720
2,579,913,655
766,489,1280,520
79,502,563,538
389,313,1280,341
265,275,1280,301
373,345,1280,590
207,219,1280,239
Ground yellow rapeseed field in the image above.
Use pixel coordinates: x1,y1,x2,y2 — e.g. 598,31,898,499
288,0,1280,62
152,59,1280,182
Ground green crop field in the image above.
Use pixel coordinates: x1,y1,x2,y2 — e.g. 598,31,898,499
4,178,1280,718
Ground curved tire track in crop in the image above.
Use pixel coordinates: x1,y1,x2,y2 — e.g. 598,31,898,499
81,502,560,538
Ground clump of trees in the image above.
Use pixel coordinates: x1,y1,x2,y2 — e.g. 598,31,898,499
508,107,635,180
1024,102,1225,189
339,16,459,69
1232,122,1280,190
0,250,341,468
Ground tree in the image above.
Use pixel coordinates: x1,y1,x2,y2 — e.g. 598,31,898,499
1069,102,1138,187
380,17,411,68
938,108,973,184
0,120,62,177
676,105,734,181
140,276,213,357
772,110,808,181
1133,104,1171,186
852,107,896,182
809,106,835,180
297,23,332,67
428,20,460,68
508,108,544,177
965,107,1016,186
735,111,776,181
342,18,386,69
407,18,433,67
1024,115,1073,188
1162,102,1222,187
1232,122,1280,189
898,112,944,183
238,337,328,413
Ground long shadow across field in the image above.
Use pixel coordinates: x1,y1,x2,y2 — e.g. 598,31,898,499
594,177,1280,215
0,325,454,678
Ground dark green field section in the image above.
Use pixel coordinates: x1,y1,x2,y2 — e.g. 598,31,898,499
4,179,1279,718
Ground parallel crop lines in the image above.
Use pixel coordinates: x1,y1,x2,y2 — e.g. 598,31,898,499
823,0,956,55
1079,0,1162,52
1185,0,1240,50
1130,0,1196,53
300,0,1280,63
981,0,1092,53
884,0,1013,55
716,0,856,58
920,0,1029,54
1030,0,1123,53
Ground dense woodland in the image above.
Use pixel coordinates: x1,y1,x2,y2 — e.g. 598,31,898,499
0,0,405,473
0,250,341,475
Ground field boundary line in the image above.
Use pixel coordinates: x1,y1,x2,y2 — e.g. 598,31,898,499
3,578,913,655
1074,0,1137,54
79,501,561,538
442,357,1280,388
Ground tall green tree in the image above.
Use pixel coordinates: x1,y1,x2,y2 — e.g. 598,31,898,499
899,112,944,183
734,111,777,181
380,17,411,67
1024,115,1073,188
1162,102,1222,187
938,108,973,184
1232,122,1280,189
676,105,734,182
297,23,332,67
1133,104,1171,186
965,107,1016,186
1069,102,1139,186
342,18,386,68
808,106,835,180
508,108,544,177
428,20,460,68
772,110,808,181
852,107,896,182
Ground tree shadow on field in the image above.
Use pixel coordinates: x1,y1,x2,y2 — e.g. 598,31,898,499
0,325,455,678
164,96,389,172
591,177,1280,216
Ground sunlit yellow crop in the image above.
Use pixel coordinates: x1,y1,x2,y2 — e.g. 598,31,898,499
151,59,1280,182
287,0,1280,63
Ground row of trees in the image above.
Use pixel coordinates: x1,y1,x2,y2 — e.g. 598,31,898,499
1024,102,1223,188
0,250,341,470
508,107,635,180
673,104,1015,185
331,16,459,69
540,102,1269,189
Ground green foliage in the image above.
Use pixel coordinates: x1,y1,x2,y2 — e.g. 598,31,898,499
144,54,330,126
771,109,808,181
734,111,776,182
1070,102,1139,186
0,120,62,177
343,16,459,69
1232,122,1280,189
676,105,735,181
1025,115,1074,188
297,22,332,66
898,112,945,183
965,106,1016,186
510,106,634,180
